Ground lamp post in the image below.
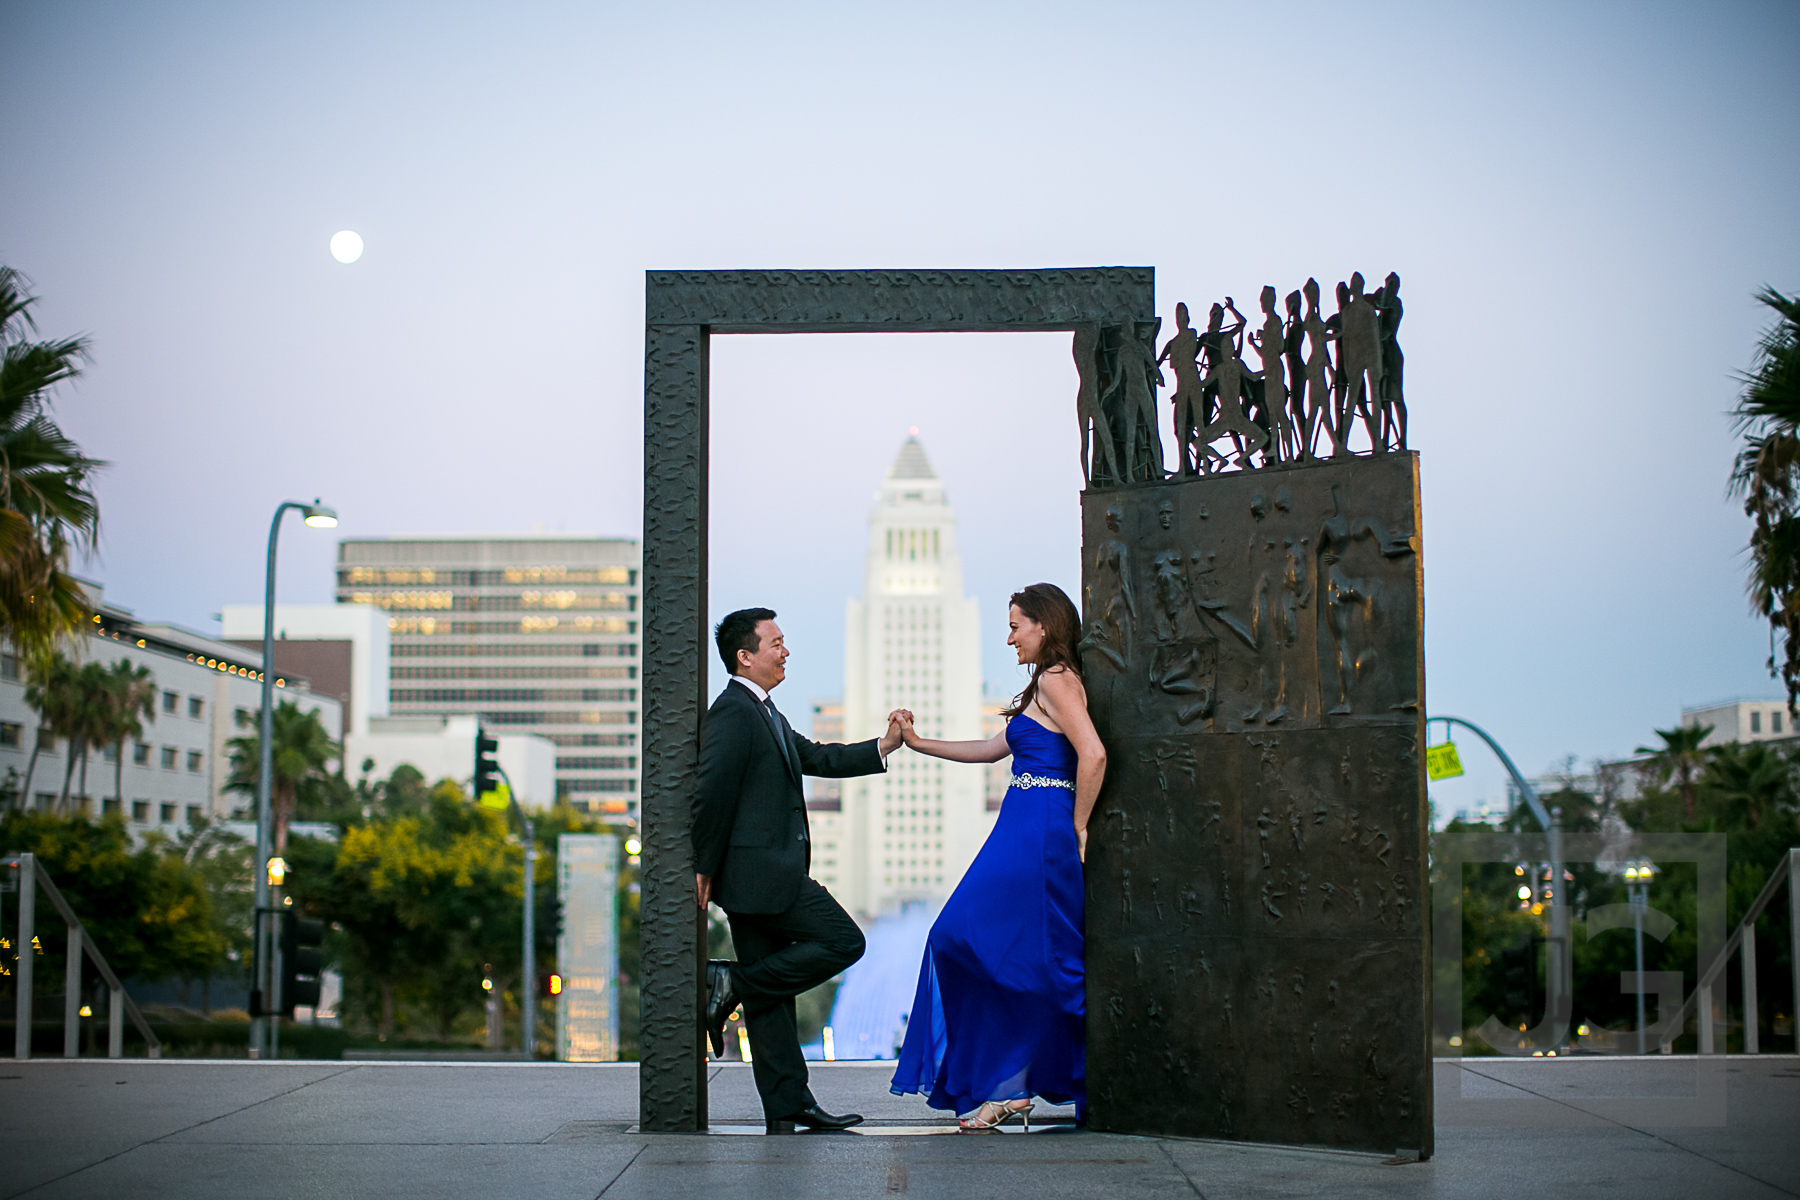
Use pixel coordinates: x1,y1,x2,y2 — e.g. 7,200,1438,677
248,499,337,1060
1625,860,1657,1056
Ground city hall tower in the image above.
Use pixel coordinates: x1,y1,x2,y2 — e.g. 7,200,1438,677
815,436,989,919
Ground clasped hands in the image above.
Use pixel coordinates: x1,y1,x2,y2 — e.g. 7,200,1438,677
880,708,918,755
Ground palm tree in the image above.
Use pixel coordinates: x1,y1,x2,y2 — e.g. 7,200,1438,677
226,700,340,855
0,267,105,671
104,659,156,811
57,660,115,811
1635,723,1713,820
18,652,77,809
1699,740,1795,832
1730,287,1800,708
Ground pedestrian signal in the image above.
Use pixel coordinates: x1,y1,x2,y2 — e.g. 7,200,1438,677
1425,741,1464,781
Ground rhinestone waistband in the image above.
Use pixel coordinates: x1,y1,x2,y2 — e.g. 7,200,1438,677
1009,772,1076,791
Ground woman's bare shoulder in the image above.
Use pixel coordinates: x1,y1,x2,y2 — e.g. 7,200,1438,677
1037,666,1087,698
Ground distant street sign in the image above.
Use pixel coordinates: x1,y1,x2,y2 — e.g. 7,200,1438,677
1426,741,1465,781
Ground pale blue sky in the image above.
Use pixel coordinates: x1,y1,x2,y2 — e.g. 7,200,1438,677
2,1,1796,813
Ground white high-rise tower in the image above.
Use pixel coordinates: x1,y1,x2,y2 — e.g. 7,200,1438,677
812,436,990,920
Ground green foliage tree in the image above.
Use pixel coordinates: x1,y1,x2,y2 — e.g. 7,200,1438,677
290,780,533,1039
170,817,253,1012
0,809,225,988
1730,286,1800,707
0,268,104,670
224,699,340,855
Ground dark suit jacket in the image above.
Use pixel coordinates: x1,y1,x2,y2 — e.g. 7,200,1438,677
692,678,885,914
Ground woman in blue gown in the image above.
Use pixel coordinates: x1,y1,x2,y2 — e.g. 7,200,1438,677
889,583,1107,1132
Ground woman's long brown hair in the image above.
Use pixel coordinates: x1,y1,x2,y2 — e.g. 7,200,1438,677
1003,582,1083,719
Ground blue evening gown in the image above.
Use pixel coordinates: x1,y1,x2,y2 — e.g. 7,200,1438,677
890,714,1086,1117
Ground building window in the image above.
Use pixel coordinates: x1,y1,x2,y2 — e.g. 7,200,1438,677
159,802,176,824
102,798,121,816
1752,711,1762,734
186,804,203,826
1775,711,1785,734
187,750,203,773
131,800,149,822
161,746,177,769
236,708,252,727
133,743,150,765
162,690,178,714
0,651,17,680
0,722,20,748
188,697,203,719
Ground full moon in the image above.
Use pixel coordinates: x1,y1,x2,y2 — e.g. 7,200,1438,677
329,230,364,264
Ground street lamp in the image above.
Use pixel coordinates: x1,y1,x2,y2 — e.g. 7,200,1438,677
1624,860,1658,1055
249,498,337,1061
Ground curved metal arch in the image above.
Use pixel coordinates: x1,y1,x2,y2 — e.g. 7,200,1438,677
1428,715,1552,831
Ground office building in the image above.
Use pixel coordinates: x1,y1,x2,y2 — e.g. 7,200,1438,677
334,534,641,817
220,603,390,736
823,437,990,919
0,584,342,838
1681,698,1796,747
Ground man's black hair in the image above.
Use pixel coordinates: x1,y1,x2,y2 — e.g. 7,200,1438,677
715,607,777,675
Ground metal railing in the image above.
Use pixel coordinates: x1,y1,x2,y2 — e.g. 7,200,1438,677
1659,846,1799,1055
6,853,162,1059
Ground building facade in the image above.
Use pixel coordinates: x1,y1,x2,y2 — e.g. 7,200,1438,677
1682,698,1795,748
334,535,641,818
820,438,990,920
0,585,342,839
220,603,391,736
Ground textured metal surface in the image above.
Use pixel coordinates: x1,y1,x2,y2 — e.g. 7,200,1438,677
639,268,1155,1131
640,322,709,1131
1081,453,1430,1156
645,268,1153,332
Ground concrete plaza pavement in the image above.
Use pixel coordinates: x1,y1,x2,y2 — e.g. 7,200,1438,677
1,1056,1796,1199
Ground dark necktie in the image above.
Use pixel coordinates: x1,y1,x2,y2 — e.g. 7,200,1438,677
763,697,799,777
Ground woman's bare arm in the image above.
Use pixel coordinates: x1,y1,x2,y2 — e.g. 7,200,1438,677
900,721,1012,764
1036,668,1107,861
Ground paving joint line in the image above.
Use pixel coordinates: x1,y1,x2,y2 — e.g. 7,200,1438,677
1453,1062,1799,1199
3,1064,357,1200
1158,1140,1208,1198
595,1144,646,1198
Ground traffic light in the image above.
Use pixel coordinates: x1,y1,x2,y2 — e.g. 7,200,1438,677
278,912,326,1017
1500,937,1541,1025
474,731,507,809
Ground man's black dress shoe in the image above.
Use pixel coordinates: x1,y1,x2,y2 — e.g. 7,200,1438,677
704,960,736,1058
765,1105,864,1134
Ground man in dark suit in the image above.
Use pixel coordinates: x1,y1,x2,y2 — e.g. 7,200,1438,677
694,607,906,1134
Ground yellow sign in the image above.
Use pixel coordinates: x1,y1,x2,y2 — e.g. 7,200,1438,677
1425,742,1465,781
478,782,511,811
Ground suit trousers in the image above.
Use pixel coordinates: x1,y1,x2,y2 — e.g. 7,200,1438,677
725,876,867,1119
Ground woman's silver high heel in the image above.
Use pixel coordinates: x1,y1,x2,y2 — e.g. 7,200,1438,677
958,1099,1034,1133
